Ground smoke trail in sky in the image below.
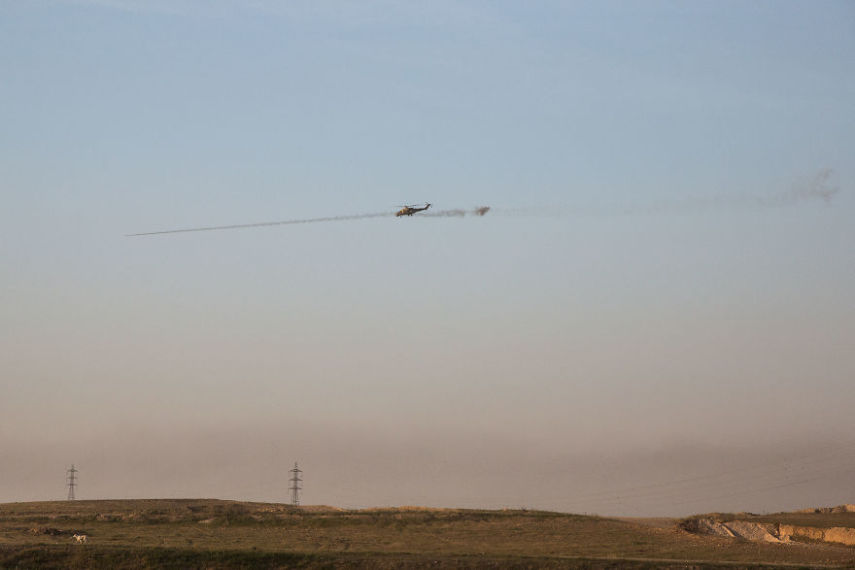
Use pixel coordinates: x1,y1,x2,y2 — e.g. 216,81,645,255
421,207,491,218
621,168,839,215
757,167,839,206
652,167,840,213
127,168,834,236
127,212,394,236
127,206,491,236
493,168,840,218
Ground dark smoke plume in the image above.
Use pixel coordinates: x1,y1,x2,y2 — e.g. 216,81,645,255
421,206,491,218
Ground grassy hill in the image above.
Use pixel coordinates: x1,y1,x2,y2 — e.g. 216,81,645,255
1,499,853,568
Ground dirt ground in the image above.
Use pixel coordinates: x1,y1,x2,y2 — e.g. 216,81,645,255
1,499,853,568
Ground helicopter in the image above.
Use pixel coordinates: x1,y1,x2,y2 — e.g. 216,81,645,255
395,203,431,217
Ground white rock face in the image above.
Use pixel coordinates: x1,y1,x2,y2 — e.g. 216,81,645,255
721,521,782,543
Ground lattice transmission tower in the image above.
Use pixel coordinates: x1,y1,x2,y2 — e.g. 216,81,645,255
66,465,78,501
289,462,302,506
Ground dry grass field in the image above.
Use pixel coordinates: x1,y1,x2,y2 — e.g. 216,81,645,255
1,499,854,568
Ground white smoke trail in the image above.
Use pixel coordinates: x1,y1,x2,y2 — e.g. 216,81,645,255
127,211,394,236
127,206,491,236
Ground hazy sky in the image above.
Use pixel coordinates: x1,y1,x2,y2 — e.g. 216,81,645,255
2,1,854,517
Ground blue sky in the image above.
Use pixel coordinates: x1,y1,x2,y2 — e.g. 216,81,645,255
1,1,854,515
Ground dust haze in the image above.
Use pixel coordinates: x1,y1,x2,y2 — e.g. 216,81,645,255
3,421,853,517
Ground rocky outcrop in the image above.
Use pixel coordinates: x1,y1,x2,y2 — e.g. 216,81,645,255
777,524,855,546
724,520,782,543
683,514,855,547
680,517,736,538
681,518,782,543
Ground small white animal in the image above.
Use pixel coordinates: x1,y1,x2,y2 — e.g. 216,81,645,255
72,533,87,543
